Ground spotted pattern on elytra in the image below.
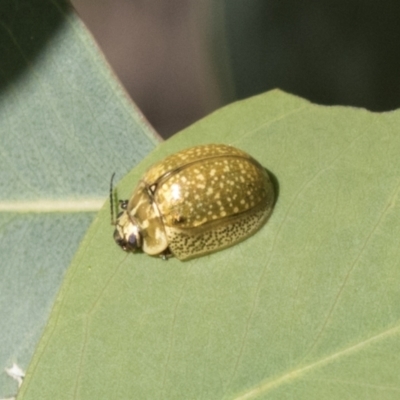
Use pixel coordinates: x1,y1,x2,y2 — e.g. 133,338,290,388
143,144,249,184
113,144,275,260
155,157,270,229
167,207,268,260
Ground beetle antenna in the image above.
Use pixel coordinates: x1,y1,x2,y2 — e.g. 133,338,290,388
110,172,116,225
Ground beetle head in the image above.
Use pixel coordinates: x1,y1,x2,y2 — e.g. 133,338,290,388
113,210,142,252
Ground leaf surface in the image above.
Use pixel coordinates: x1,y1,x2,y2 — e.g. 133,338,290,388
19,90,400,399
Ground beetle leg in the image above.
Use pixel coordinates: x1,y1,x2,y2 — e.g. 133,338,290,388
119,199,128,210
159,248,173,260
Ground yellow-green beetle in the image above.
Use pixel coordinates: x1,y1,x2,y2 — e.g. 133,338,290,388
113,144,275,260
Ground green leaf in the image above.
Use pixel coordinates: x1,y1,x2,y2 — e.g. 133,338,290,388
18,90,400,399
0,0,158,396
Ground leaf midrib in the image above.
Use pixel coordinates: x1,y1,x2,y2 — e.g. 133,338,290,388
0,199,104,212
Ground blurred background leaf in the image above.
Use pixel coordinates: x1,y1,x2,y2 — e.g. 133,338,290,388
71,0,400,137
0,0,158,397
19,91,400,399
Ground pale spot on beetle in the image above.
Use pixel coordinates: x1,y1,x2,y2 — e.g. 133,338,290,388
210,169,216,176
206,187,213,195
149,184,157,194
214,193,220,199
180,176,187,183
197,183,205,189
170,183,181,201
193,217,207,226
220,211,227,217
234,207,239,213
196,174,205,181
172,213,185,224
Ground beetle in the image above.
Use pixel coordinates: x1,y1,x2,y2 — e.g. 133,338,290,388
113,144,275,260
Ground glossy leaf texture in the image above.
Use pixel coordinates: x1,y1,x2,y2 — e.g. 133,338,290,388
18,90,400,399
0,1,158,397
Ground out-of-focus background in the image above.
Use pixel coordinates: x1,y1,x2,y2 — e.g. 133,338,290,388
71,0,400,138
